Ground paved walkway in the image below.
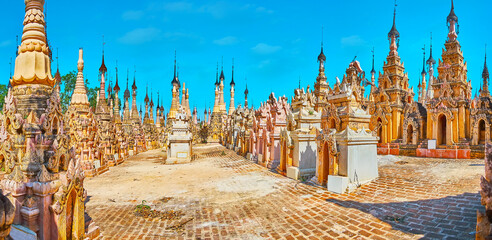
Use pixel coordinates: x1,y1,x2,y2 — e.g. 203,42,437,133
85,144,484,239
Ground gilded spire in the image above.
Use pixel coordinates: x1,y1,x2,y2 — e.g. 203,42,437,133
70,48,89,107
244,83,249,95
12,0,55,87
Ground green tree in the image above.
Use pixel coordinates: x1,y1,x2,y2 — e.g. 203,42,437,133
88,85,100,110
60,71,77,113
0,84,8,111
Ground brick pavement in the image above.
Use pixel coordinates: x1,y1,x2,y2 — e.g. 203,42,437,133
86,145,483,239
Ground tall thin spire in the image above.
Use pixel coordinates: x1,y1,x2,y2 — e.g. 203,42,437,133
427,33,436,66
371,47,375,74
220,57,225,80
421,45,426,75
388,0,399,40
321,25,324,51
171,50,179,87
215,62,219,86
9,57,12,79
318,26,326,63
131,65,138,91
484,44,489,82
15,35,19,57
230,58,235,86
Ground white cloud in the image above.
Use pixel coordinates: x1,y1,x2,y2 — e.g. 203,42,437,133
213,36,238,46
340,35,365,47
255,6,273,14
122,10,144,20
251,43,281,54
0,40,11,48
119,27,161,45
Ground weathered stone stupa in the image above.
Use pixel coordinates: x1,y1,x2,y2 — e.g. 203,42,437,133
0,0,98,238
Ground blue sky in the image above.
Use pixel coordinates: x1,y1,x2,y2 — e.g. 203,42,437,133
0,0,490,119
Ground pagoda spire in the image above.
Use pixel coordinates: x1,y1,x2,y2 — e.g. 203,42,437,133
99,37,107,101
70,48,90,111
421,45,426,75
371,47,375,74
483,45,489,95
114,61,120,92
113,62,121,121
171,50,179,88
54,48,61,84
387,0,399,54
12,0,55,87
215,62,219,86
244,82,249,108
229,58,236,115
230,58,235,86
388,0,399,40
426,33,436,67
447,0,459,41
220,56,225,80
317,26,326,68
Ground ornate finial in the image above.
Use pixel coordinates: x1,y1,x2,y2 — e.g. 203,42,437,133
219,57,225,80
230,58,235,86
171,51,179,87
317,26,326,63
421,45,426,75
427,32,436,66
299,76,301,89
15,35,19,56
484,44,489,81
132,66,137,91
9,57,12,79
215,62,219,86
388,0,400,40
371,47,375,74
321,25,324,51
244,82,249,95
447,0,458,24
99,37,107,73
56,48,59,70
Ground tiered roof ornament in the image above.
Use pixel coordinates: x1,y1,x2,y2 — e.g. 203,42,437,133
388,0,400,41
447,0,459,41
